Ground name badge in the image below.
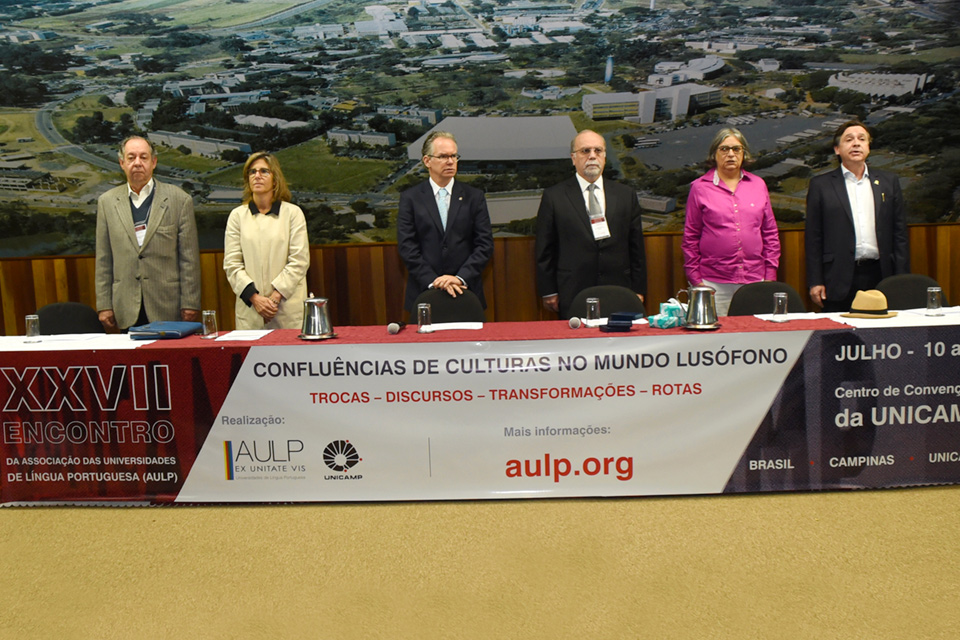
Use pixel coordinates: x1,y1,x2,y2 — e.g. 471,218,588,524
134,222,147,246
590,215,611,241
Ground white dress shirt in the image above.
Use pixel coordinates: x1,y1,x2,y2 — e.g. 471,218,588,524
575,174,605,217
127,178,155,208
841,164,878,261
429,177,455,210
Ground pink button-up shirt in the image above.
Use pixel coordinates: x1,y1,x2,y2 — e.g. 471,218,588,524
683,168,780,285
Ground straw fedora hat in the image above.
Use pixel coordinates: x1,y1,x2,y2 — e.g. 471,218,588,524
841,290,898,319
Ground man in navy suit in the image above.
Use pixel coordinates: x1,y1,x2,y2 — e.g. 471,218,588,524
535,129,646,319
397,131,493,312
805,120,909,312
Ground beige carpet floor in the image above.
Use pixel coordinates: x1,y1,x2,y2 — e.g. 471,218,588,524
2,487,958,639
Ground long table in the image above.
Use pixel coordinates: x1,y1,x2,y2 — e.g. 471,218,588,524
3,314,960,505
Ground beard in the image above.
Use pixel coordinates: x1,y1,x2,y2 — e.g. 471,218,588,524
582,164,602,179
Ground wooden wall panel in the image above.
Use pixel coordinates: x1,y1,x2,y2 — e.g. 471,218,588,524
778,230,807,300
488,237,541,322
1,258,33,336
644,234,684,314
2,225,958,336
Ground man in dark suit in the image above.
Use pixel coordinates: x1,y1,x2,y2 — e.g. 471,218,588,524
805,120,909,312
535,129,646,319
95,136,200,331
397,131,493,312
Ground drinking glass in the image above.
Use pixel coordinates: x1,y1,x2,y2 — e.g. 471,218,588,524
585,297,601,321
771,292,789,322
417,303,432,333
24,314,41,343
201,309,218,339
926,287,944,317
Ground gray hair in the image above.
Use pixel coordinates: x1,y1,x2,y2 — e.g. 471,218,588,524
118,135,156,161
706,128,751,168
421,131,456,157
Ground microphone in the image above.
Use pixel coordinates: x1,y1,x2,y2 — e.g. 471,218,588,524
387,321,407,334
568,317,581,329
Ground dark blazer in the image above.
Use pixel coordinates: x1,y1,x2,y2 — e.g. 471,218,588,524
397,179,493,312
535,176,646,319
805,166,909,303
95,180,201,329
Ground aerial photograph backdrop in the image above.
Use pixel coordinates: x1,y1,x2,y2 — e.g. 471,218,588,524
0,0,957,257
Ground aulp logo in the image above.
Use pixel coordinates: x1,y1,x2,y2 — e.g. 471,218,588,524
323,440,362,480
223,440,304,480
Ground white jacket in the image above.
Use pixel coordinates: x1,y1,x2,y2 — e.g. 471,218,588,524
223,200,310,330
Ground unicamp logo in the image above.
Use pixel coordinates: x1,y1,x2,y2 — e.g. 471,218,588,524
323,440,362,480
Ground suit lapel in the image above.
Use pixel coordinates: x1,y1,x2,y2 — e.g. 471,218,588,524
598,181,617,247
422,181,445,234
602,181,616,219
870,172,885,222
112,188,139,248
140,181,166,249
828,168,854,226
562,178,592,236
445,182,464,233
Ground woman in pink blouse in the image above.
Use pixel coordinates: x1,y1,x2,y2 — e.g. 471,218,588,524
682,128,781,316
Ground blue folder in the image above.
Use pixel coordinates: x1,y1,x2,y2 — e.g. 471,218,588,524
128,321,203,339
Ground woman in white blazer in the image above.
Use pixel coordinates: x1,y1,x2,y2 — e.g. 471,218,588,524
224,152,310,330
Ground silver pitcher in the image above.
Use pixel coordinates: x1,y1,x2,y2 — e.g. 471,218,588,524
678,285,719,329
299,296,336,339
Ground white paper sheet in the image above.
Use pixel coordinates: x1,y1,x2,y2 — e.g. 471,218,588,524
418,322,483,333
829,307,960,328
214,330,274,341
0,334,146,351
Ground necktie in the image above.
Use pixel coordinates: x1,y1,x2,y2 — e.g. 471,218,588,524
437,188,449,229
587,183,602,219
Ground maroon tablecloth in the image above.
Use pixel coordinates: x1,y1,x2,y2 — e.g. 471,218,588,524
138,316,847,349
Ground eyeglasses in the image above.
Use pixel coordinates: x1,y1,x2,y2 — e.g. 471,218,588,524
427,154,461,161
248,168,272,176
575,147,606,157
718,145,744,155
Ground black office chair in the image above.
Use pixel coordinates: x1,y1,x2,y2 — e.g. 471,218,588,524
35,302,105,335
877,274,947,310
412,288,486,323
568,285,645,319
727,281,806,316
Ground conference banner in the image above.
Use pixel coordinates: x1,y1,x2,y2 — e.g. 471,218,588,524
726,325,960,492
2,325,959,505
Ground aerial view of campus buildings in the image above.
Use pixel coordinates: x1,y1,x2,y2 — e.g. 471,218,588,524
0,0,956,255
